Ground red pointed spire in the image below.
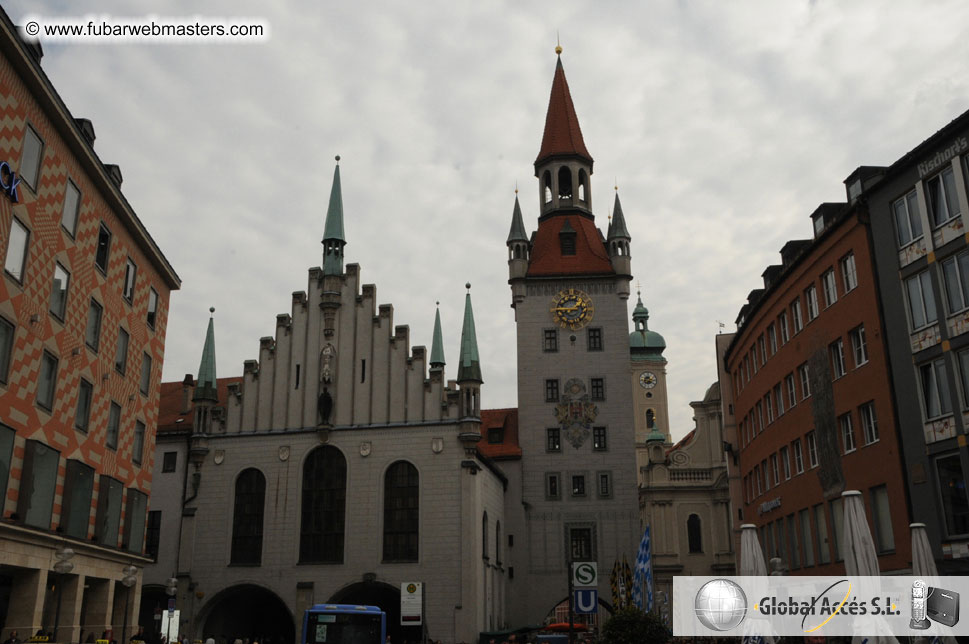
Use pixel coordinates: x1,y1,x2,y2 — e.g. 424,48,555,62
535,56,592,167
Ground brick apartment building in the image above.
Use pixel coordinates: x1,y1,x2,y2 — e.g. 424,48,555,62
0,9,180,638
722,201,910,575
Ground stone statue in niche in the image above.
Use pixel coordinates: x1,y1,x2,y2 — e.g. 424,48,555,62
320,344,335,384
318,388,333,426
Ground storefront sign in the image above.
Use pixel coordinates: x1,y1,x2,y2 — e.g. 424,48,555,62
758,497,781,515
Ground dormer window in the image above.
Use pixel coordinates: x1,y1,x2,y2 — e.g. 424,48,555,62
559,220,577,256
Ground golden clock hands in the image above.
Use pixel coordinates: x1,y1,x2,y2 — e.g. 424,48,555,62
552,306,579,311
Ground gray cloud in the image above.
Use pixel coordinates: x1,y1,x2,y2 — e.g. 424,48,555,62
14,0,969,439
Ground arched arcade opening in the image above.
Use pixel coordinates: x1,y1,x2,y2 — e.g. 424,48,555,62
329,581,416,644
198,584,295,644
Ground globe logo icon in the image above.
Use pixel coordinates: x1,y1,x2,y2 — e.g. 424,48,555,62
694,579,747,631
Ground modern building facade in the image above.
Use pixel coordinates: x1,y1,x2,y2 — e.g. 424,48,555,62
722,200,911,575
853,109,969,572
0,10,180,640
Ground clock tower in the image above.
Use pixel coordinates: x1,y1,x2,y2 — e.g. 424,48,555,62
628,289,670,471
503,49,639,627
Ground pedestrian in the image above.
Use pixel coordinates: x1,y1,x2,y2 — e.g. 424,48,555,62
3,630,20,644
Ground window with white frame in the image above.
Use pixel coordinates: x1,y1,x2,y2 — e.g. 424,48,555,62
779,311,790,344
805,285,819,321
20,124,43,191
61,179,81,237
775,384,784,417
822,269,838,308
791,299,804,333
759,335,767,366
799,363,811,399
755,464,762,496
751,347,758,374
830,338,846,379
757,400,764,434
926,165,961,228
850,325,868,367
941,250,969,314
4,217,29,282
840,413,856,454
762,459,769,491
765,394,774,424
785,373,796,409
905,270,938,330
893,189,923,247
37,351,58,411
768,324,777,355
793,439,804,474
122,258,137,303
806,431,818,468
860,401,879,445
49,263,70,321
780,446,791,480
959,348,969,408
920,358,952,420
870,485,895,553
841,252,858,293
771,453,780,486
0,316,13,384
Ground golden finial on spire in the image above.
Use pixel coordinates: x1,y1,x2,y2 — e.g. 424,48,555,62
555,32,562,55
515,181,518,195
636,280,642,297
615,177,619,192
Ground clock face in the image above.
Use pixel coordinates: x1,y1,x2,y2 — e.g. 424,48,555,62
550,288,594,330
639,371,657,389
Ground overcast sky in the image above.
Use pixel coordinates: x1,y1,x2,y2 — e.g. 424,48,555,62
13,1,969,440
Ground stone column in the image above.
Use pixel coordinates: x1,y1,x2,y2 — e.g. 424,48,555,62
6,567,46,635
57,574,83,644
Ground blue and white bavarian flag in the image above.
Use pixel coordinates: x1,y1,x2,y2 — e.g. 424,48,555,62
632,526,653,611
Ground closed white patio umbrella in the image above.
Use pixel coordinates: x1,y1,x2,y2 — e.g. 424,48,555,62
842,490,898,644
740,523,768,576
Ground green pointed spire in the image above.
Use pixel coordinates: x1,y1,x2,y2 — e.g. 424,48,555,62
457,283,482,383
322,156,346,275
507,194,528,244
609,191,630,239
193,307,218,402
430,302,445,370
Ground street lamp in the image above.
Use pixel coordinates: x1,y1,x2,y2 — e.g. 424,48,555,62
52,545,75,642
120,565,139,644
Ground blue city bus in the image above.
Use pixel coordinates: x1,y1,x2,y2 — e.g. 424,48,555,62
301,604,386,644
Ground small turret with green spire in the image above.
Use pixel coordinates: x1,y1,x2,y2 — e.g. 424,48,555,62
629,288,666,362
430,302,446,371
457,283,482,383
322,156,346,276
193,307,218,403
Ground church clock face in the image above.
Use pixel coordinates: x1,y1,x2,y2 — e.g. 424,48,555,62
550,288,594,330
639,371,657,389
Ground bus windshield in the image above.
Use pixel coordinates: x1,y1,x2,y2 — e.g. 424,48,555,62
303,605,385,644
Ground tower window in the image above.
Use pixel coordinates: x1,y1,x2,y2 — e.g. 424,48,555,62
545,379,560,402
543,171,553,204
543,329,558,352
578,169,588,202
587,327,602,351
557,166,573,200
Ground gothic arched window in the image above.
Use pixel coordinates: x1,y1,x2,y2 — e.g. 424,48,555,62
646,409,655,429
578,169,588,202
231,468,266,565
543,171,553,204
383,460,419,562
688,514,702,553
300,445,347,563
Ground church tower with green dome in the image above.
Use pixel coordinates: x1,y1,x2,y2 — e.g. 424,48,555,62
629,288,671,453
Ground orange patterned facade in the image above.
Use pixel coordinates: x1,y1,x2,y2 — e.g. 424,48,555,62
0,10,179,639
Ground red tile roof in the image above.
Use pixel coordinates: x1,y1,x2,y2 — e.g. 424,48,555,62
527,215,614,277
535,57,592,166
158,376,242,433
479,408,521,459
